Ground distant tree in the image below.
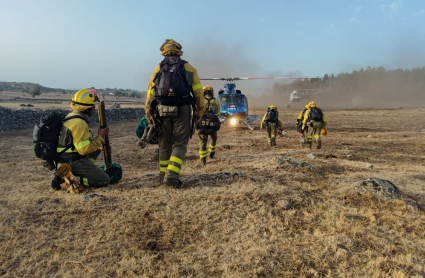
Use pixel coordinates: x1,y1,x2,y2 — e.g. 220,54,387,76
114,90,123,98
101,91,106,100
29,85,41,97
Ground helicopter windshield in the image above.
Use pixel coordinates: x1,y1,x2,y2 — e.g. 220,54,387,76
219,95,246,106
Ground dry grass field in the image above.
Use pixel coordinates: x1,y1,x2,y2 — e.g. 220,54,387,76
1,107,425,277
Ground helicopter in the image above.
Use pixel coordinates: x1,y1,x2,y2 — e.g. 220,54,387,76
200,77,300,130
287,89,316,108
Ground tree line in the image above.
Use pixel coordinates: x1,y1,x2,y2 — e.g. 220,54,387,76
0,82,147,98
272,66,425,101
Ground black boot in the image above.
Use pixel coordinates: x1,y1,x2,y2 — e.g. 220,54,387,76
209,152,215,159
51,175,63,191
164,178,183,189
317,140,322,149
159,172,165,184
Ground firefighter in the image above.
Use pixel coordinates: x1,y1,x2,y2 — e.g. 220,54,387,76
53,88,111,189
302,101,327,149
296,102,311,144
198,85,221,166
260,105,283,146
144,39,205,188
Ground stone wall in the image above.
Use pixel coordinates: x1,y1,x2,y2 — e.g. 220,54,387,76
0,106,145,131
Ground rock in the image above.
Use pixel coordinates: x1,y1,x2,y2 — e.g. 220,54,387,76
110,102,121,109
367,163,373,169
232,171,246,178
277,199,291,209
80,193,104,201
277,156,313,170
336,246,350,257
341,142,352,145
347,154,353,159
354,178,400,199
405,200,419,211
222,145,231,149
307,153,320,159
27,104,34,107
367,135,372,138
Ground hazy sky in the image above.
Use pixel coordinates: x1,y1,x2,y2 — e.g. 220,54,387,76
1,0,424,92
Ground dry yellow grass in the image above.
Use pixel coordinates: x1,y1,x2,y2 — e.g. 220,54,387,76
0,107,424,277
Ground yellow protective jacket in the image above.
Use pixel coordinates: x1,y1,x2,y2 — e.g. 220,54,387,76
144,61,205,121
302,104,327,127
260,109,283,129
57,110,105,159
297,104,310,122
204,96,220,115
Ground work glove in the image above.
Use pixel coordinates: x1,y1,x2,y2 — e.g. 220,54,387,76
55,163,84,194
302,126,305,130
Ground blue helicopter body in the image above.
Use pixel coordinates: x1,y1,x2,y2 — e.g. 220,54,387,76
217,83,249,120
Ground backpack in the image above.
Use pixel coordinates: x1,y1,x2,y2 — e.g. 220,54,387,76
309,107,323,121
265,108,278,123
197,99,221,135
153,56,192,106
33,111,84,167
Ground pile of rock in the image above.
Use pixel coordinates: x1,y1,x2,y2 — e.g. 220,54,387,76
0,106,145,131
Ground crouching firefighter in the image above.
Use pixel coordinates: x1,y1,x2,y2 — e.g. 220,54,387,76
53,88,111,190
302,101,327,149
145,39,205,188
197,85,221,166
260,105,283,146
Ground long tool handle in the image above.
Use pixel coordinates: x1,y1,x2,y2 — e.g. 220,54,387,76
98,101,112,168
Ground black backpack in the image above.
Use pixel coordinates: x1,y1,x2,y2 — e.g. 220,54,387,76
265,108,278,123
33,111,84,167
153,56,192,106
309,107,323,121
197,99,221,135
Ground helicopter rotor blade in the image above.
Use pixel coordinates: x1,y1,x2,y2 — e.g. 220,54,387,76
200,77,305,81
238,77,304,80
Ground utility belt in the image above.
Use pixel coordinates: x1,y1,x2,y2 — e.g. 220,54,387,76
157,104,182,118
196,112,220,130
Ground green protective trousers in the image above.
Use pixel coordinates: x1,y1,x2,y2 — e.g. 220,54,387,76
266,122,277,144
69,150,110,188
307,120,323,147
158,104,191,181
199,132,217,159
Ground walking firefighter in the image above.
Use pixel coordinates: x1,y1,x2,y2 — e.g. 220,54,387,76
144,39,205,188
197,85,221,166
301,101,327,149
260,105,283,147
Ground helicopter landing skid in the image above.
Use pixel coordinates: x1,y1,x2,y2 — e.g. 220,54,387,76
241,120,255,130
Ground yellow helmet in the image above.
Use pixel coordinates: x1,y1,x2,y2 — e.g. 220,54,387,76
160,39,183,56
203,85,214,93
269,105,277,109
70,88,98,111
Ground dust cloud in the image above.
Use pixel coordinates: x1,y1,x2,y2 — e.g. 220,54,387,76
186,40,425,111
